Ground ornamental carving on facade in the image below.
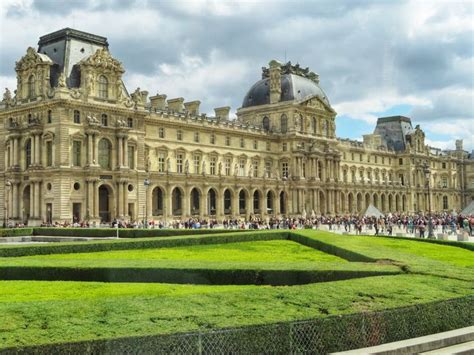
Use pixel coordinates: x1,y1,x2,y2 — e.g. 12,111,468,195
15,47,51,71
80,48,124,73
262,61,320,84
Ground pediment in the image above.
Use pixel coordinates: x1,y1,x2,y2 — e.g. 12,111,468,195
80,48,124,73
15,47,53,71
297,95,336,114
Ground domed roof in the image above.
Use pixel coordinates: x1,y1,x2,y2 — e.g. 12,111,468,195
242,73,330,108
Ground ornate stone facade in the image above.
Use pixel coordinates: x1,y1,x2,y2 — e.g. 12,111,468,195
1,28,472,226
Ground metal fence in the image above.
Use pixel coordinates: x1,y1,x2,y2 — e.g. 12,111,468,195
4,296,473,354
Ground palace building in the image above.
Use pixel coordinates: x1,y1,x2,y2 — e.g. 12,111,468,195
1,28,473,226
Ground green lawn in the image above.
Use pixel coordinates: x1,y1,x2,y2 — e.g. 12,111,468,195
0,230,472,349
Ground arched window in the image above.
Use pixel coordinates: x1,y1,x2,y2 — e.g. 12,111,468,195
47,110,52,124
127,117,133,128
312,117,317,134
98,75,108,99
28,75,35,98
25,139,32,168
74,110,81,124
101,114,108,127
262,116,270,131
280,114,288,133
98,139,111,169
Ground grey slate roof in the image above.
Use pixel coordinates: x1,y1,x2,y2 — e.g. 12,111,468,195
241,74,330,108
374,115,415,152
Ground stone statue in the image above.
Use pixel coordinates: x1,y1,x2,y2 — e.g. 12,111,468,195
234,163,239,177
248,163,253,177
218,162,222,176
3,88,12,102
166,157,171,172
202,161,206,175
116,79,123,100
58,72,67,88
184,159,189,174
131,88,142,105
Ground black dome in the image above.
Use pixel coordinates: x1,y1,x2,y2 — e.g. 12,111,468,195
242,74,330,108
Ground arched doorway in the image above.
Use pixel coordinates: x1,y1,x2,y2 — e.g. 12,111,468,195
388,194,393,211
381,194,386,212
208,189,217,216
348,193,354,213
98,185,112,222
280,191,287,215
224,189,232,215
253,190,261,214
152,187,164,216
190,188,200,215
238,190,246,215
319,191,326,214
373,194,379,209
356,193,363,213
266,191,275,214
172,188,183,216
365,193,370,210
22,185,31,222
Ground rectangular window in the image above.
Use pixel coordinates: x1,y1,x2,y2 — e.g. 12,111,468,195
210,157,216,175
225,158,231,176
399,158,403,165
177,130,183,141
266,142,271,151
194,132,200,143
239,159,245,176
158,127,165,138
194,155,200,174
240,138,245,148
359,154,363,162
442,177,448,188
399,173,404,186
225,136,230,146
158,152,165,172
176,153,183,173
73,110,80,124
375,156,378,164
46,141,53,166
253,140,258,150
210,133,216,145
382,157,385,164
282,143,287,152
128,146,135,169
72,141,81,167
265,161,272,178
351,153,354,160
253,160,258,177
282,162,289,178
442,162,446,169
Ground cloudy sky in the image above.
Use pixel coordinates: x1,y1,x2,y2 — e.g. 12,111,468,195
1,0,473,151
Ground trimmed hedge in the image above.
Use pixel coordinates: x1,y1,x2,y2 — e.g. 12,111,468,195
3,296,472,354
32,227,248,238
364,234,474,252
0,266,400,285
289,232,377,262
0,228,33,238
0,230,290,257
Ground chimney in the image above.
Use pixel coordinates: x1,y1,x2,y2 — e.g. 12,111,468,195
149,94,167,110
167,97,184,113
214,106,230,120
269,59,282,104
184,100,201,116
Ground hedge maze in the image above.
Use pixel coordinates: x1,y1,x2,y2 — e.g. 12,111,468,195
0,229,472,352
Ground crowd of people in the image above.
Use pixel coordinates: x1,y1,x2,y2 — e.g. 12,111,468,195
7,212,471,238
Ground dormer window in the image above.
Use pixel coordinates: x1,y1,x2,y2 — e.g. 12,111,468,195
98,75,108,99
28,75,35,98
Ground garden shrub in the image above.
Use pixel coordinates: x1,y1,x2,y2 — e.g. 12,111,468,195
0,231,290,257
0,228,33,238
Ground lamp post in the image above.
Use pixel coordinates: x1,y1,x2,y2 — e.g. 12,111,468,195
423,162,434,238
144,178,150,228
4,181,11,228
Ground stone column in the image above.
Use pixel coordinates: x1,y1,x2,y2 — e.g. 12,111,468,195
35,135,41,166
34,181,40,218
123,181,128,220
232,190,239,218
217,188,225,220
12,183,18,218
94,181,100,220
117,181,124,218
94,134,99,166
31,136,36,165
117,136,123,168
29,183,34,219
123,138,129,167
87,134,93,165
13,137,19,167
275,192,281,216
87,180,94,220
